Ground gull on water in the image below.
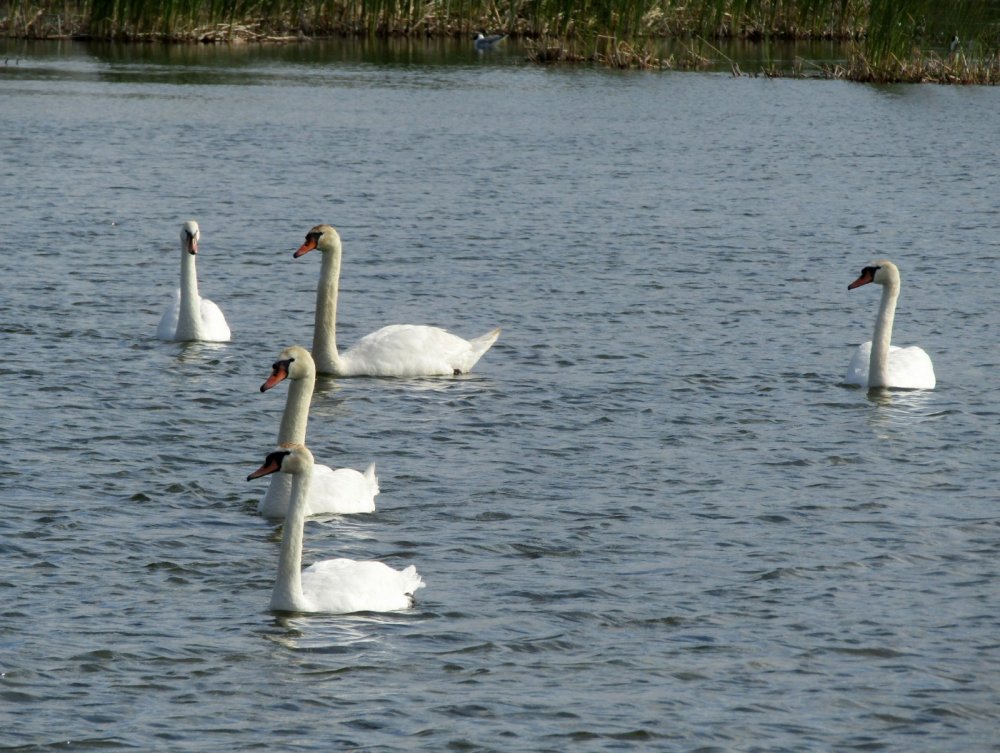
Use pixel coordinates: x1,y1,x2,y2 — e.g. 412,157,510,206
474,32,506,50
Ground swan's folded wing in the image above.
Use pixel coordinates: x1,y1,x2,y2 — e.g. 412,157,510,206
308,465,378,514
887,346,936,389
845,341,935,390
343,324,486,376
302,559,423,613
199,297,231,342
259,463,378,517
157,289,181,340
845,341,872,386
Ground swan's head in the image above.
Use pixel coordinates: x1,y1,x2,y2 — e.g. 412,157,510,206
260,345,315,392
246,446,314,481
294,224,340,259
848,259,899,290
180,220,200,255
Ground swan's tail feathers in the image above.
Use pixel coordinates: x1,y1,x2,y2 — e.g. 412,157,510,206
457,327,501,373
364,463,380,497
472,327,502,350
400,565,426,596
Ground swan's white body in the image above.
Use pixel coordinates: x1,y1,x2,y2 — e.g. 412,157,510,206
845,259,935,390
157,221,231,342
248,447,424,614
294,225,500,377
258,345,378,518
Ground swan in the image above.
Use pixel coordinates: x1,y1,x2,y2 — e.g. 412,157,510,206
845,259,936,390
157,220,231,342
258,345,379,518
247,446,424,614
294,224,500,377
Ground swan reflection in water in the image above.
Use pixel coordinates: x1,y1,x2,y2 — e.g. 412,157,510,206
265,611,418,651
864,385,940,439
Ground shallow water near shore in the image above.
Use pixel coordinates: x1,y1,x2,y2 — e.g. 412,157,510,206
1,40,999,752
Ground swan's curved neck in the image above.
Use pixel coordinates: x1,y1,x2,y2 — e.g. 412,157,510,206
276,372,315,446
175,251,203,341
270,468,311,612
312,246,344,375
869,279,899,388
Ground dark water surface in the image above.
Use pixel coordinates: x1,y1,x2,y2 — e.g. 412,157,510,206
1,40,999,752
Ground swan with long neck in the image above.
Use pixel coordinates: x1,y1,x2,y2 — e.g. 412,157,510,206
845,259,935,390
157,220,231,342
294,224,500,377
258,345,378,518
248,447,424,614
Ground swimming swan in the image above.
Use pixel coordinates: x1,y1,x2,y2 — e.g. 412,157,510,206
845,259,935,390
157,220,231,342
248,446,424,614
294,224,500,377
258,345,379,518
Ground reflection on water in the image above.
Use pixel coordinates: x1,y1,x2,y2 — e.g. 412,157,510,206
267,613,410,652
170,340,233,361
864,386,939,438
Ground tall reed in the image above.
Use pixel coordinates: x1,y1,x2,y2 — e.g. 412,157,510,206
846,0,998,81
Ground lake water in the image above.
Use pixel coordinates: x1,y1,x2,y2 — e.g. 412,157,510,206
1,39,999,752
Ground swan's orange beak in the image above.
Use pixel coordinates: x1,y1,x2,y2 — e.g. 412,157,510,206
294,236,318,258
848,268,875,290
186,235,198,255
247,453,284,481
260,360,291,392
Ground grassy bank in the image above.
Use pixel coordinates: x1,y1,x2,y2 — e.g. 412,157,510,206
2,0,998,82
6,0,872,41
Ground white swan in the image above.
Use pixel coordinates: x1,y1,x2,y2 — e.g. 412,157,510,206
247,446,424,614
845,259,936,390
258,345,379,518
294,224,500,377
157,220,231,342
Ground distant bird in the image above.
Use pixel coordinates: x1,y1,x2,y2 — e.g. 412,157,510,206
474,32,506,51
949,34,961,54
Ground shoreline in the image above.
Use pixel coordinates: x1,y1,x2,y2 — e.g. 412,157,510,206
2,11,997,84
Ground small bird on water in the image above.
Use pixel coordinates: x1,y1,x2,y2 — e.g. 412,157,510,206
474,32,506,50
